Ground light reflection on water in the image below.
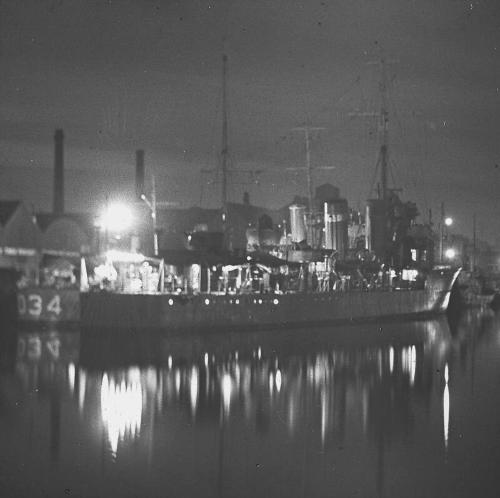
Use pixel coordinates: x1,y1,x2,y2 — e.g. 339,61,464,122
100,371,143,457
443,363,450,451
1,310,500,497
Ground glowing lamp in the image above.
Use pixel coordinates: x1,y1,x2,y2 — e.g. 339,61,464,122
444,248,456,259
444,217,453,227
100,203,133,232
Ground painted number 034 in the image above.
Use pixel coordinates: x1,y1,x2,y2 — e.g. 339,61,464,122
17,294,62,316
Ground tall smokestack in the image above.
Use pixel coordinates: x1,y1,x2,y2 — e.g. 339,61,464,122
135,149,145,200
53,129,64,214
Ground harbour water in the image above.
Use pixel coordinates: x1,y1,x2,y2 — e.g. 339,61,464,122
1,309,500,497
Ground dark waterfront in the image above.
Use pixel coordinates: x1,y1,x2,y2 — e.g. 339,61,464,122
1,310,500,498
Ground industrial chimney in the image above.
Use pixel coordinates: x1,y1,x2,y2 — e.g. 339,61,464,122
135,149,145,200
53,129,64,214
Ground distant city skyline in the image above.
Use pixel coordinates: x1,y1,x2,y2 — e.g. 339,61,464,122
1,0,499,245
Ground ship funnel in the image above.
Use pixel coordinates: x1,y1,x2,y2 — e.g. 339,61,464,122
53,129,64,214
324,199,348,258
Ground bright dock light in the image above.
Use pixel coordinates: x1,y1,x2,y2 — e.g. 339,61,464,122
100,203,133,232
444,248,456,259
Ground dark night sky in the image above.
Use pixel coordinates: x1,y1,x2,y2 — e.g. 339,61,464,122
1,0,499,244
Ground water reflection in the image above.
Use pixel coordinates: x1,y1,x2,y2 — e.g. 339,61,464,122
19,321,451,458
1,309,500,497
100,370,143,457
443,363,450,451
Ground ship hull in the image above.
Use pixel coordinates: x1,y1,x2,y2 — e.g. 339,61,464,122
81,268,460,331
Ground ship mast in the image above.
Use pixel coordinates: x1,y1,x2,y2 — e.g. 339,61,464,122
200,53,262,249
292,126,325,218
348,53,398,262
370,55,395,201
221,53,229,243
290,126,329,247
379,56,389,201
305,126,313,217
362,54,397,201
221,53,228,214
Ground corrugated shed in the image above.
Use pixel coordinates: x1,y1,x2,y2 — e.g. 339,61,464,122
36,212,96,239
31,212,97,255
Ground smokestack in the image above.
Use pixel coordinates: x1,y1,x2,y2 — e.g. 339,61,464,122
53,129,64,214
135,149,145,200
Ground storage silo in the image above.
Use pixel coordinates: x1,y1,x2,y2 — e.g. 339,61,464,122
289,204,307,243
324,199,348,258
